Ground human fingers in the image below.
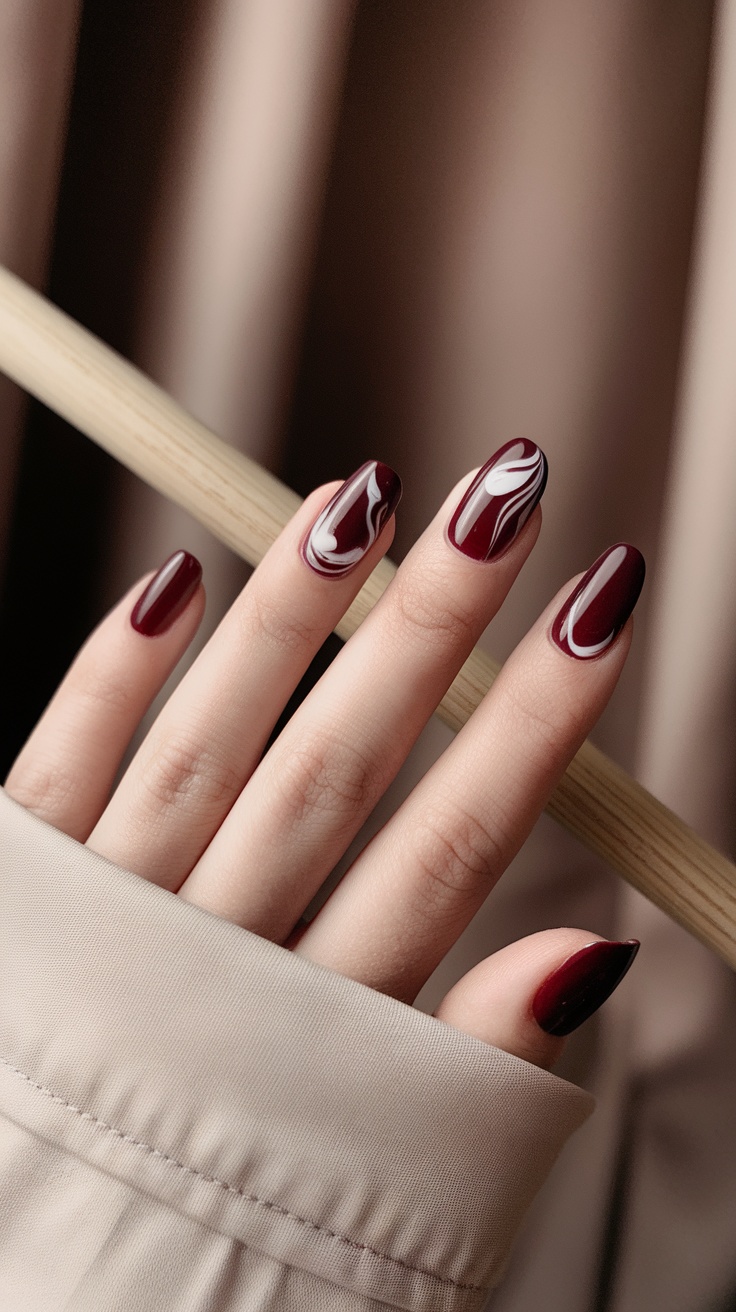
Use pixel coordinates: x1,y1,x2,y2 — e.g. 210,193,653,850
3,551,204,840
178,440,548,933
293,544,645,1001
86,463,401,882
433,929,640,1069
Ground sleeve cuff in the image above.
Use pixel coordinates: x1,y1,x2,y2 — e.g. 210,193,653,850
0,786,593,1310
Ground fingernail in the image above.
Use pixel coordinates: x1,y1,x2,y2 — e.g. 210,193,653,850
532,939,640,1036
446,438,547,561
551,543,645,660
130,550,203,636
302,460,402,578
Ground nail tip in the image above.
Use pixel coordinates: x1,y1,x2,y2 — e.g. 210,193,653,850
611,541,646,581
377,461,403,514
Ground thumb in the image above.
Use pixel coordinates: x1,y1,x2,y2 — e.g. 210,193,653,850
433,929,640,1070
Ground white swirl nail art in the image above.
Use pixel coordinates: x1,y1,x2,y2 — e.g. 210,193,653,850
557,545,627,657
451,442,546,559
552,543,645,662
304,461,393,577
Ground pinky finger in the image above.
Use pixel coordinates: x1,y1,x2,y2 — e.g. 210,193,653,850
3,550,204,841
434,929,640,1070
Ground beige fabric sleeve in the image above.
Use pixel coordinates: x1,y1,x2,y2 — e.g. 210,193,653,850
0,786,593,1311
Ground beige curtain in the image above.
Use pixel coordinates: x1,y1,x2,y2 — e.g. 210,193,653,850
1,2,735,1308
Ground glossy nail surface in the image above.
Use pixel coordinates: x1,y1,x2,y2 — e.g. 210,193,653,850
533,940,640,1037
302,460,402,578
551,543,645,659
446,438,548,561
131,550,202,637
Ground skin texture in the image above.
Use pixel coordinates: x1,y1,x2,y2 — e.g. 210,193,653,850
3,456,644,1070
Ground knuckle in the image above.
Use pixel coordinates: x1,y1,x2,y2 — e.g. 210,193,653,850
274,735,380,828
503,674,582,758
4,759,77,821
412,801,505,915
140,732,242,816
70,665,137,720
392,572,474,649
246,590,318,653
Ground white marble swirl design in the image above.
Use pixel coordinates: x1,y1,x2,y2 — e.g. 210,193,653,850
305,461,384,576
453,444,545,556
558,545,627,657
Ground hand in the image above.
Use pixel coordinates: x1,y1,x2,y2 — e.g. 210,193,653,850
3,442,643,1070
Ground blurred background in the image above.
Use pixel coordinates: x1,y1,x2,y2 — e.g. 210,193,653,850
1,2,736,1308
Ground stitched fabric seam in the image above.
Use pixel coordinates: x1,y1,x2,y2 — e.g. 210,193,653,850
0,1054,481,1293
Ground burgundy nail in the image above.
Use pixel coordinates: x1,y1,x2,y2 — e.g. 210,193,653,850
532,940,640,1037
551,543,645,660
302,460,402,578
446,438,548,562
130,550,202,637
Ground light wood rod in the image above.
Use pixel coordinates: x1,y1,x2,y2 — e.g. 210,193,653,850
0,264,734,967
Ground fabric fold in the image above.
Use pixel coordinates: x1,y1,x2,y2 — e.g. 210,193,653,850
0,786,593,1310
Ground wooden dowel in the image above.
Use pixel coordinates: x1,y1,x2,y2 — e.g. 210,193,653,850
0,264,735,967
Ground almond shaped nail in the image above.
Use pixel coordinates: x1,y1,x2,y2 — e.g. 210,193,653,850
130,550,202,637
302,460,402,579
532,939,640,1036
446,438,548,561
551,543,645,660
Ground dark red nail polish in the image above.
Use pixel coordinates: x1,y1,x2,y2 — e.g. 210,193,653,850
446,439,548,561
302,460,402,578
130,550,202,636
532,939,640,1036
551,543,645,660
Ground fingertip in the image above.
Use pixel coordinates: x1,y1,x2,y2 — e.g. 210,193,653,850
434,928,639,1072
